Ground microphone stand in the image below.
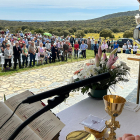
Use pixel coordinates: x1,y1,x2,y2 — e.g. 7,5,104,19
8,72,110,140
8,93,70,140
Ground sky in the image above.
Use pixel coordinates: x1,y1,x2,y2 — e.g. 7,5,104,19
0,0,140,21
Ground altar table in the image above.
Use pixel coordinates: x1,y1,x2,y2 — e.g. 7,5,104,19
57,97,140,140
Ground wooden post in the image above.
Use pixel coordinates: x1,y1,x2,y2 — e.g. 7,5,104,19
127,57,140,104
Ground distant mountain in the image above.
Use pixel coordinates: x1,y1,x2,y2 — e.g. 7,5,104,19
0,10,138,33
1,10,139,22
3,20,49,22
92,10,139,21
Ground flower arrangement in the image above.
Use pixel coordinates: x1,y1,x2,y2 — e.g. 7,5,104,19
70,47,130,94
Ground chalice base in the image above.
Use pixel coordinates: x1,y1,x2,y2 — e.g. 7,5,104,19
105,119,120,140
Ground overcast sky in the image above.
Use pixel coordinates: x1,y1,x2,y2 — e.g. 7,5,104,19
0,0,139,21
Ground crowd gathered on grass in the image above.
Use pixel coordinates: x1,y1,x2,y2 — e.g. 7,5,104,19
0,29,139,71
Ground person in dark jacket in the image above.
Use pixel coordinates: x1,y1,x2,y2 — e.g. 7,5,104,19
51,43,58,62
13,41,22,69
107,39,110,48
1,41,6,54
78,39,81,48
70,35,74,47
93,41,99,57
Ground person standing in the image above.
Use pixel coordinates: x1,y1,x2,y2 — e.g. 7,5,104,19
98,37,102,45
13,41,22,69
4,44,12,70
93,41,99,57
1,41,6,54
22,43,28,68
122,43,127,53
74,41,79,58
87,37,91,50
110,38,114,49
70,35,74,47
91,37,95,50
38,43,45,65
107,39,110,48
128,42,132,53
51,43,58,63
63,40,69,61
133,44,138,54
101,41,108,53
80,41,88,58
113,42,119,56
78,38,81,48
29,41,36,67
45,40,51,51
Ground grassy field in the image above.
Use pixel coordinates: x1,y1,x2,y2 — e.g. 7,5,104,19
0,50,110,77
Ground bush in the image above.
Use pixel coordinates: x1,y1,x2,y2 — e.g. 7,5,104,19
72,27,77,32
68,28,74,34
123,30,133,38
99,29,113,39
34,28,44,34
63,30,70,37
112,28,119,33
21,26,29,31
84,29,89,34
75,30,85,38
89,28,94,33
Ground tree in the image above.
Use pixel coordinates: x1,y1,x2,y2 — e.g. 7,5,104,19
68,28,74,34
63,30,70,37
84,29,89,34
89,28,94,33
72,27,77,32
99,29,113,39
75,30,85,38
24,29,30,33
0,26,3,30
112,28,119,33
21,25,29,31
34,28,44,34
123,30,133,38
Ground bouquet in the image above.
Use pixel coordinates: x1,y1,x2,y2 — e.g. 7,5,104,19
69,47,130,94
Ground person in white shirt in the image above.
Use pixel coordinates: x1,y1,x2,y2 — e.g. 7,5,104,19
23,36,28,45
133,44,138,54
6,29,9,35
45,40,51,51
91,37,95,49
122,43,127,53
128,43,132,54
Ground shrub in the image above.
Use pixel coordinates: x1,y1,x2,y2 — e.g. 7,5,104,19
123,30,133,38
100,29,113,39
75,30,85,38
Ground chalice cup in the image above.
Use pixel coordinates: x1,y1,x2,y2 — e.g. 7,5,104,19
103,95,126,140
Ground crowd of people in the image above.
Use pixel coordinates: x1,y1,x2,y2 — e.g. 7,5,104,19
0,29,139,71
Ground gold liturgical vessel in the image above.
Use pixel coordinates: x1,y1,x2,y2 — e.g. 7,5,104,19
103,95,126,140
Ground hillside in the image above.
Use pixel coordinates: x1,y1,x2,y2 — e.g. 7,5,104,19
93,10,140,21
0,10,138,34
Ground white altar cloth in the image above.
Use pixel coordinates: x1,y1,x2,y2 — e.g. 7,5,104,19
57,97,140,140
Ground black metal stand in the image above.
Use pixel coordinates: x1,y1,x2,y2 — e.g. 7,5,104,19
8,93,70,140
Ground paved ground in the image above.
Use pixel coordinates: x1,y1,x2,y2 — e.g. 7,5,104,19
0,53,140,114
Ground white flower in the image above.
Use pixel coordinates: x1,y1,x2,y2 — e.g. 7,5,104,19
120,61,126,66
123,65,130,71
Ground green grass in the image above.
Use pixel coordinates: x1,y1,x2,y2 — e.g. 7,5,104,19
0,50,110,77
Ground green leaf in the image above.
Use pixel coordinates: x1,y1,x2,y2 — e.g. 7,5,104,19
4,94,6,101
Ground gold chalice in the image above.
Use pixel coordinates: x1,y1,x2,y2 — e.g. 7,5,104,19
103,95,126,140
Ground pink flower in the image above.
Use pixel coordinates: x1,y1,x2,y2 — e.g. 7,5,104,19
106,54,118,69
98,46,102,60
103,53,107,61
95,54,100,67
